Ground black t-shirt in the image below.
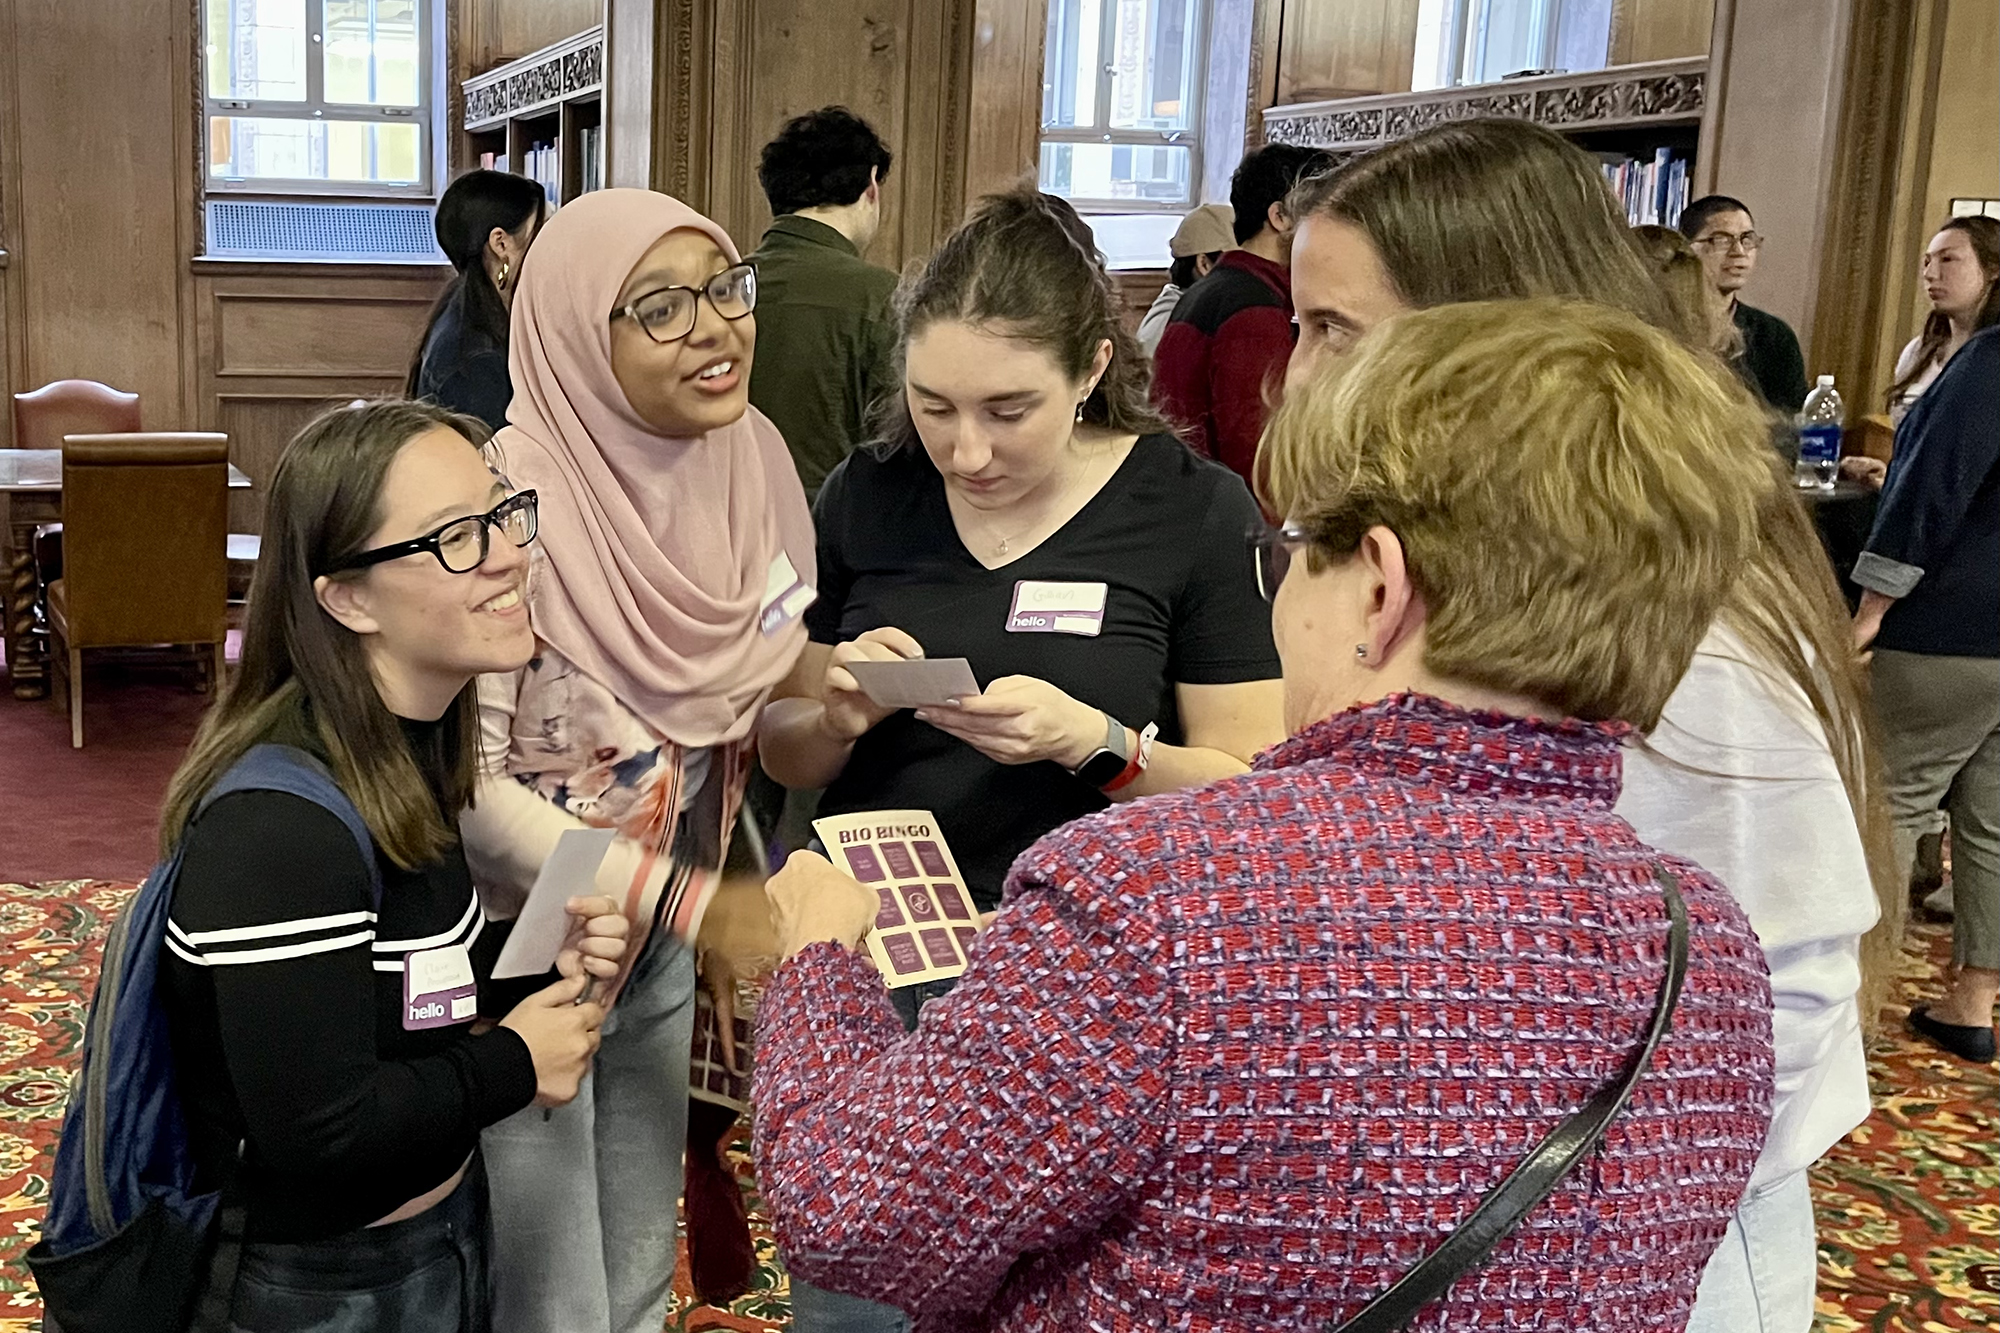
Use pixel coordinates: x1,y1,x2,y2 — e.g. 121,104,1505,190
161,718,538,1242
806,433,1280,908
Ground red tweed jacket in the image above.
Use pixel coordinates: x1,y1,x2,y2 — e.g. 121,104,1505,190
753,693,1775,1331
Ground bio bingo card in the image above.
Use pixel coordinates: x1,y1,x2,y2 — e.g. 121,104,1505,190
812,809,981,989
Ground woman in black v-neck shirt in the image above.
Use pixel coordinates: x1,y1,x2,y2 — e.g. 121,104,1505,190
761,189,1283,918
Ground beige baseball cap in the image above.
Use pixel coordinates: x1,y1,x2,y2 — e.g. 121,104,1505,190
1169,203,1235,257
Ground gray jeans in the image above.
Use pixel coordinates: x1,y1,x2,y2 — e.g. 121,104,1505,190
481,931,696,1333
1872,649,2000,970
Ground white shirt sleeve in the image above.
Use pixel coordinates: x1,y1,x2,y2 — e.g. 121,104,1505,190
1617,624,1878,1189
458,669,670,924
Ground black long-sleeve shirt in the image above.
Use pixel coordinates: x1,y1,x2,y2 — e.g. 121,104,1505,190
160,723,538,1242
1855,325,1999,658
414,294,513,434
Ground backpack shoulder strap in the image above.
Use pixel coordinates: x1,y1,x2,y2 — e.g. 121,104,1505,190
195,745,383,908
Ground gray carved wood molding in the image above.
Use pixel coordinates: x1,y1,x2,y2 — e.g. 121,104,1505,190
462,24,606,130
1263,56,1707,151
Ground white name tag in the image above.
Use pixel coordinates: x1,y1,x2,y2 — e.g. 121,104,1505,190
404,943,477,1030
1007,580,1107,636
760,552,817,636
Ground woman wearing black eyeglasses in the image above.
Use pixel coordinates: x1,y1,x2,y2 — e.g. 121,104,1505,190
157,400,628,1330
454,190,817,1333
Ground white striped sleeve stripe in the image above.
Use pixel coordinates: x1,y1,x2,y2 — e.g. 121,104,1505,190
170,909,377,947
168,930,376,967
371,912,485,973
372,895,481,954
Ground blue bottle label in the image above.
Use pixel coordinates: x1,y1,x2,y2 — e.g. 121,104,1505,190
1799,423,1841,463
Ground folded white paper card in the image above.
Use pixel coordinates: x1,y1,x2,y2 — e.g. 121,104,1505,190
845,657,981,710
492,827,618,979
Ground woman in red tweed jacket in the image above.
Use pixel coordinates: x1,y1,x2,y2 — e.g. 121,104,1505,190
752,299,1780,1331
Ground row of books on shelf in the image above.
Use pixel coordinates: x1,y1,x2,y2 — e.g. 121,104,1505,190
1600,147,1689,230
476,133,602,204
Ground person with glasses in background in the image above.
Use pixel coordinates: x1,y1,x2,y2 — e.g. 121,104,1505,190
456,190,816,1333
751,299,1778,1331
1679,195,1810,413
157,400,628,1329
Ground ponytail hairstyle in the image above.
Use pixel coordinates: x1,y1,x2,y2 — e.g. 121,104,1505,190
1887,215,2000,410
160,400,496,868
1290,118,1905,1034
406,169,547,395
871,184,1168,453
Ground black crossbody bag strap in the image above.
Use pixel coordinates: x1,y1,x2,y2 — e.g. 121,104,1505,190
185,1144,247,1333
1327,867,1691,1333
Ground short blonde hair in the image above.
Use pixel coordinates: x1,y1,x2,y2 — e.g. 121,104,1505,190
1261,298,1778,729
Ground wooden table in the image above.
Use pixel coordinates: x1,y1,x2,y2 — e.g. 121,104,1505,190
1800,478,1881,608
0,450,252,699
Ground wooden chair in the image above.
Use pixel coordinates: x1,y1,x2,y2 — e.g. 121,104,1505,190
48,433,229,748
9,379,143,633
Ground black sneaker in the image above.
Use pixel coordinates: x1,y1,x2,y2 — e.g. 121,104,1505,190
1908,1006,1997,1063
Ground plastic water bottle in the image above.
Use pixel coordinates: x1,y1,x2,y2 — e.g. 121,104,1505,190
1796,375,1842,491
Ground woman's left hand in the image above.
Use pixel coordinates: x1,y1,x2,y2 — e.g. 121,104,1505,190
556,895,630,983
915,675,1105,769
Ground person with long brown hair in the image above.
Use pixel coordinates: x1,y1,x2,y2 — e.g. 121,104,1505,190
756,185,1284,1331
1632,222,1741,359
155,400,627,1327
1887,215,2000,423
1284,117,1896,1333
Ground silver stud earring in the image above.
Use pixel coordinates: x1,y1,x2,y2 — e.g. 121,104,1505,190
1354,643,1369,661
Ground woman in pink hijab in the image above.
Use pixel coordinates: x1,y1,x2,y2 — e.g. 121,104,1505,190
458,189,814,1333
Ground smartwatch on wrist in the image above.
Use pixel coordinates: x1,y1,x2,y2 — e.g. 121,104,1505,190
1072,713,1156,791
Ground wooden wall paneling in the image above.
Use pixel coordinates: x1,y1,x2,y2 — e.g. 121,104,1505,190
1700,0,1857,349
0,0,22,446
1806,0,1923,403
1610,0,1718,65
194,266,449,533
604,0,661,188
8,0,195,427
967,0,1048,205
460,0,603,76
1246,0,1285,141
1276,0,1421,103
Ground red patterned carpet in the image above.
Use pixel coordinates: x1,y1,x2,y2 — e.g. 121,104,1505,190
0,879,1992,1331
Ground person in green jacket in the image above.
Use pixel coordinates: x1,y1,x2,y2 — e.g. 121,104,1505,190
747,107,901,501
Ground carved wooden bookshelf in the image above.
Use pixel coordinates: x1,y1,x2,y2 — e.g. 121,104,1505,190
460,26,605,207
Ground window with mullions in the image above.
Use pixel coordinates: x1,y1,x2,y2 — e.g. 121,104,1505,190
205,0,430,194
1410,0,1613,89
1039,0,1206,213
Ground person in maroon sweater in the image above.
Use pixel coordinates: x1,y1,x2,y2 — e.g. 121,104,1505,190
751,298,1780,1331
1152,143,1331,484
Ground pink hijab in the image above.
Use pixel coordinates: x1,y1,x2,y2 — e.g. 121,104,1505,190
495,189,814,747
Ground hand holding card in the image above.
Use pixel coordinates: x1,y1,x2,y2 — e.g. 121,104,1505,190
844,657,981,710
823,626,928,741
809,810,984,989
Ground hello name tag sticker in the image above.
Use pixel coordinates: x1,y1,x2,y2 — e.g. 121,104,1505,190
760,551,817,636
404,943,478,1031
1007,580,1107,636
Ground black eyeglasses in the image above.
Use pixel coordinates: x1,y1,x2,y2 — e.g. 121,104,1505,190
611,263,758,345
1249,521,1315,603
325,490,538,576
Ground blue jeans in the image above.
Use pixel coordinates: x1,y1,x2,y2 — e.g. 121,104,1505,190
482,931,695,1333
1685,1169,1817,1332
224,1158,489,1332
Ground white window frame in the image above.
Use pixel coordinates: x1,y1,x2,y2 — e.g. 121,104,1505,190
1415,0,1605,89
1039,0,1209,216
203,0,437,198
